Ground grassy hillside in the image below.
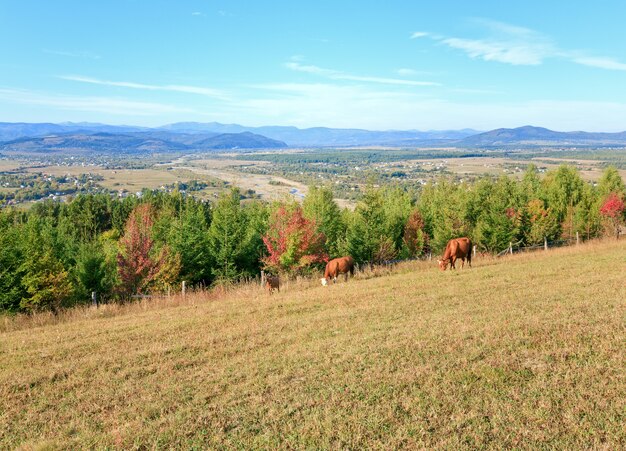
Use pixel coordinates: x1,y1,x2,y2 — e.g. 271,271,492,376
1,240,625,449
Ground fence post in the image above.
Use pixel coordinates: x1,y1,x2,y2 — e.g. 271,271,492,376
544,237,548,251
91,291,98,307
509,242,513,254
260,270,266,286
182,281,186,300
576,231,580,245
167,285,171,299
473,245,477,258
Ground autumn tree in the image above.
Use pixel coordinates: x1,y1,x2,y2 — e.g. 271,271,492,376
117,204,180,296
262,202,327,275
401,208,429,258
599,192,625,239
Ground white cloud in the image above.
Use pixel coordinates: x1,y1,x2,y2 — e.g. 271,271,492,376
191,12,203,16
572,56,626,71
411,32,429,39
43,49,101,60
418,19,626,71
284,61,440,86
0,88,193,116
440,37,549,65
59,75,229,99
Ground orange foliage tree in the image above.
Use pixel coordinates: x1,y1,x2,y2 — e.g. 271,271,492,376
262,203,328,275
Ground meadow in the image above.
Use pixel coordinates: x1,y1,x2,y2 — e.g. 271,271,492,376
1,239,624,449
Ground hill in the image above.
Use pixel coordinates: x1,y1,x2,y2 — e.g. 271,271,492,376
459,125,626,147
1,240,624,448
159,122,480,147
0,131,287,154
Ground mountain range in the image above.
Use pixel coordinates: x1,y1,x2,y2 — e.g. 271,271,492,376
1,122,626,154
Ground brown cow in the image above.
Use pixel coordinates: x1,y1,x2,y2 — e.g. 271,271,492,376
438,237,472,271
321,256,355,286
265,275,280,294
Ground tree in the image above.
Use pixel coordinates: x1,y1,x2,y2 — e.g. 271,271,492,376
18,216,75,312
207,188,262,283
166,198,212,285
262,202,327,275
524,199,560,246
597,166,626,200
402,209,429,258
599,192,625,239
117,204,179,296
303,186,343,257
74,241,116,301
542,165,585,241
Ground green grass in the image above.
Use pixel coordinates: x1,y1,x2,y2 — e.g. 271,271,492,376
1,240,625,449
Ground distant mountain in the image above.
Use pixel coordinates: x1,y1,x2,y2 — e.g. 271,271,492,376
459,125,626,147
191,132,287,149
0,131,286,154
0,122,149,141
0,132,186,154
158,122,480,147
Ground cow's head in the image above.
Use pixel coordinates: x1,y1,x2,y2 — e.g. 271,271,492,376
320,278,328,286
438,259,448,271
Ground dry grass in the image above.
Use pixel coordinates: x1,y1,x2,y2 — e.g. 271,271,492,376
1,240,625,449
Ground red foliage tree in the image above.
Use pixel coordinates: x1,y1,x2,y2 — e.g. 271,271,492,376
262,204,328,275
599,192,625,238
402,209,429,257
117,204,178,295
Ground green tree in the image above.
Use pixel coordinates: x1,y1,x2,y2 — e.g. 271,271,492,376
303,186,343,257
207,188,262,282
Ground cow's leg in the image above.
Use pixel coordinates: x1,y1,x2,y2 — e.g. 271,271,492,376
451,257,457,270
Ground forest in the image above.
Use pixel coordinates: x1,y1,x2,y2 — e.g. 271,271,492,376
0,163,624,314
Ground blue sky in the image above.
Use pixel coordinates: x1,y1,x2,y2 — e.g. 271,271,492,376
1,1,626,131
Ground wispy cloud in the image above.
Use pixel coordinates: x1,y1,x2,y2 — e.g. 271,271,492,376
191,11,204,16
572,56,626,71
284,61,440,87
59,75,229,99
415,19,626,70
0,88,192,116
410,32,429,39
43,49,101,60
440,37,549,65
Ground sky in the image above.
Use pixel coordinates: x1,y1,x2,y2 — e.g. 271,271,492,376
1,1,626,131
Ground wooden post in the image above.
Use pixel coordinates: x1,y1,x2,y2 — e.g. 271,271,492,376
544,237,548,251
576,231,580,245
91,291,97,307
260,270,266,287
509,242,513,254
182,281,186,300
473,245,477,258
167,286,171,299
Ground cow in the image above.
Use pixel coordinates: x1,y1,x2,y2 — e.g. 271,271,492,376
321,256,355,286
265,275,280,294
438,237,472,271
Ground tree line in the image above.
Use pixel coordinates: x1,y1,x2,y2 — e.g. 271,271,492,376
0,164,624,314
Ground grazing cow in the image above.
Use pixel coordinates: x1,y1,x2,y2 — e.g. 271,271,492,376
265,275,280,294
321,256,355,286
438,237,472,271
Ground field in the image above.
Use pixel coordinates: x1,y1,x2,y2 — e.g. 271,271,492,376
1,240,624,449
3,147,626,208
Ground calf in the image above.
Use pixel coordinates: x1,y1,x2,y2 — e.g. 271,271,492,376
265,275,280,294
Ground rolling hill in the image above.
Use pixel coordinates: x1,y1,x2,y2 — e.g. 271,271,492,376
459,125,626,147
1,239,624,448
0,131,287,154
